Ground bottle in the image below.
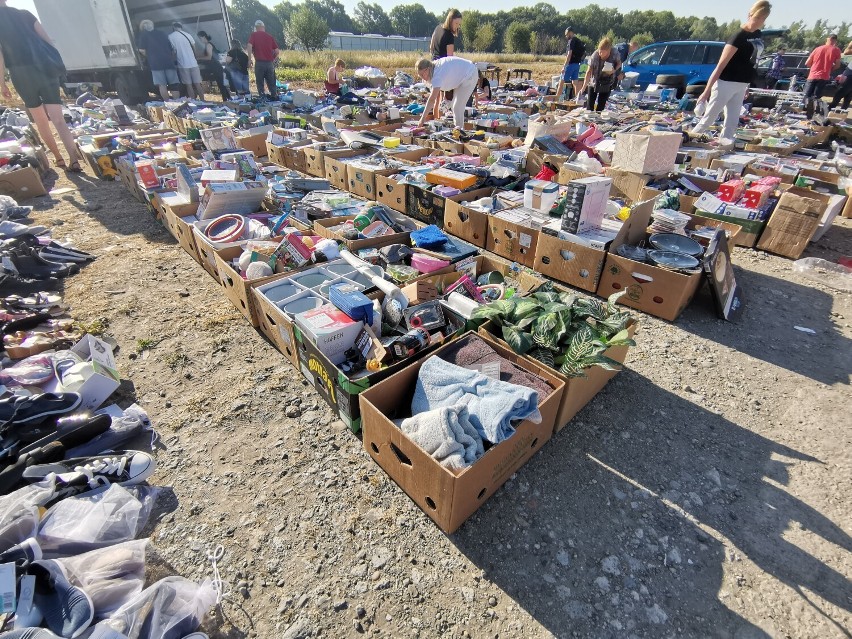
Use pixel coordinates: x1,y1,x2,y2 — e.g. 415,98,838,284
392,328,431,360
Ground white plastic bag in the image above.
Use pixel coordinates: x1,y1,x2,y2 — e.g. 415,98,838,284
96,576,217,639
59,539,149,617
792,258,852,292
37,484,159,557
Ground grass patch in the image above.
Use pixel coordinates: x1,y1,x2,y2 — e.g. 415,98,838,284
165,351,191,371
135,337,161,353
276,67,326,83
76,317,110,336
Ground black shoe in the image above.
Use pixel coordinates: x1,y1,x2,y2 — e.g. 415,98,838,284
1,247,79,279
0,393,82,428
1,310,52,335
0,273,62,295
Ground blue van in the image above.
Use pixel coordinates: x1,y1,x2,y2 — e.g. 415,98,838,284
623,41,726,89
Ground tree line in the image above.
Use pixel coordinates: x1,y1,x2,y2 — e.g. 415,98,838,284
227,0,850,55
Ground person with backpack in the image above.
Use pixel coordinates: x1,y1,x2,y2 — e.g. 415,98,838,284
555,27,585,101
168,22,204,100
0,0,83,171
197,31,231,101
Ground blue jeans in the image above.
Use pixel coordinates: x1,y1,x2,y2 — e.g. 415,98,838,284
255,60,277,97
228,70,250,94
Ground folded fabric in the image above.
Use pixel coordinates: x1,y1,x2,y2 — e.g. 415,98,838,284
412,357,541,445
395,403,484,470
410,225,448,250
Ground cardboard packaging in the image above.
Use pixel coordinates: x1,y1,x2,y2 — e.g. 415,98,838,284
756,188,828,259
443,188,501,247
295,304,364,365
359,331,564,533
324,150,370,190
0,167,47,201
375,174,408,213
158,199,202,264
560,176,612,234
214,246,283,327
425,168,478,190
611,131,682,175
486,208,542,268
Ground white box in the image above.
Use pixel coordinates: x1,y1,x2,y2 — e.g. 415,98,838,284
611,131,682,175
60,335,121,410
524,179,560,213
561,176,612,234
295,303,364,365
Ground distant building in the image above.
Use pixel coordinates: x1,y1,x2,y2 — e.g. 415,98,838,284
326,32,429,51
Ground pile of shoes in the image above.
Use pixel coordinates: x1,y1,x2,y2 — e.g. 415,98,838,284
0,199,215,639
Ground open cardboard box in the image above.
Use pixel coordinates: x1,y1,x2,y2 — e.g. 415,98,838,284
214,246,288,327
0,167,47,201
755,187,831,259
477,317,635,433
266,138,313,173
597,201,703,322
325,150,371,191
486,209,543,269
360,331,563,533
375,174,408,213
312,215,416,251
443,188,499,247
158,200,203,264
303,144,347,177
603,168,653,204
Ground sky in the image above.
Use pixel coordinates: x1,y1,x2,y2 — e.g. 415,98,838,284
11,0,852,33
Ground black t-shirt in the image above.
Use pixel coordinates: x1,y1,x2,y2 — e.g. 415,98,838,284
431,26,455,59
227,48,248,74
0,8,38,68
720,28,764,84
566,37,585,64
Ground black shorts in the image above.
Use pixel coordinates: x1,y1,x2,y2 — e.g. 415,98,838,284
9,65,61,108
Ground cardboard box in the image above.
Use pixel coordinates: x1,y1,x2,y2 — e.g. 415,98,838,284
486,209,541,268
303,144,347,177
477,321,635,432
360,331,564,533
191,226,225,282
611,131,682,175
235,126,274,159
325,150,370,190
313,216,414,251
755,188,828,259
295,304,364,365
596,201,702,321
266,138,312,173
603,168,652,203
347,163,399,200
59,335,121,410
0,167,47,201
443,188,497,247
375,174,408,213
214,246,283,327
406,184,447,227
690,211,765,248
159,200,202,263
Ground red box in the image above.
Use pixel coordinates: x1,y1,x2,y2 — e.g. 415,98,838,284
717,179,746,203
742,179,779,209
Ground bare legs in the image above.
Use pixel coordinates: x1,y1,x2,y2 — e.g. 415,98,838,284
28,104,80,167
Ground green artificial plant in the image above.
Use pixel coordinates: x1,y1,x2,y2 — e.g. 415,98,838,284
470,285,636,378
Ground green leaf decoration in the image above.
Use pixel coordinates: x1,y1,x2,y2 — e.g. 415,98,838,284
502,324,534,355
470,298,517,323
511,298,543,323
533,291,560,304
530,347,555,369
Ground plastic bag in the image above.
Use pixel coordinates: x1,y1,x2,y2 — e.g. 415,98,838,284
96,576,217,639
575,152,603,174
37,483,159,557
792,257,852,292
59,539,148,617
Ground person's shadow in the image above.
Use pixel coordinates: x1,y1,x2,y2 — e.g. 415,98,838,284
448,370,851,638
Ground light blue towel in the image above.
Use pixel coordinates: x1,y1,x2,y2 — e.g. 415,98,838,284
411,357,542,445
395,404,484,470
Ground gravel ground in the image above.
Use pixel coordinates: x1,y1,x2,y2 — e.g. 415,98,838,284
26,167,852,639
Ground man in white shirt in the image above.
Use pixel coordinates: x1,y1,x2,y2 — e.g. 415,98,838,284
168,21,204,99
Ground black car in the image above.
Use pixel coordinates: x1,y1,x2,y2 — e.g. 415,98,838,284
755,50,841,95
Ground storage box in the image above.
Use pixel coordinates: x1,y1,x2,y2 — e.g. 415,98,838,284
360,331,563,533
325,150,370,190
524,179,560,213
611,131,682,175
596,201,702,321
0,167,47,201
375,174,408,213
443,188,498,247
348,163,400,200
214,246,283,327
303,144,346,177
755,188,828,259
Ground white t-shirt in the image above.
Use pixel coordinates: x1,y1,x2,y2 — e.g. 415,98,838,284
169,30,198,69
430,57,477,90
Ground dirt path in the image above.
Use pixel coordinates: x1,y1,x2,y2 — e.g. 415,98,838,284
29,167,852,639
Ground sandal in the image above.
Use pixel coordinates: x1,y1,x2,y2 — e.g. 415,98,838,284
66,161,83,173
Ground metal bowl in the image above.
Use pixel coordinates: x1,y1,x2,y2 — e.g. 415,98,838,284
649,233,704,257
647,250,700,270
615,244,649,262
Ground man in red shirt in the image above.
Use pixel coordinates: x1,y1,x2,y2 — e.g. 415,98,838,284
247,20,279,99
804,34,841,119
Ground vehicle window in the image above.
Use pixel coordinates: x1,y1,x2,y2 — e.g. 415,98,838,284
692,45,709,65
631,45,665,66
784,55,806,67
704,45,724,65
661,44,695,65
756,55,772,69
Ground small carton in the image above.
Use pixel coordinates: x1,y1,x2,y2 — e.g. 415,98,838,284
295,304,364,365
60,335,121,410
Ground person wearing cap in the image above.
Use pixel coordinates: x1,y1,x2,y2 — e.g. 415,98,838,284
168,21,204,99
804,34,842,119
555,27,585,101
137,20,178,101
247,20,279,99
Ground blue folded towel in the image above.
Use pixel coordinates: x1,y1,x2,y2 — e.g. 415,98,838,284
395,404,484,470
411,357,541,445
410,225,448,250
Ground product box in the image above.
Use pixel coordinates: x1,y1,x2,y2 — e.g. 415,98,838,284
295,303,364,365
755,188,829,259
359,331,564,533
58,335,121,410
560,176,612,234
597,201,703,321
524,179,560,212
406,184,447,227
611,131,682,175
375,174,408,213
443,188,501,247
196,181,266,220
425,168,478,190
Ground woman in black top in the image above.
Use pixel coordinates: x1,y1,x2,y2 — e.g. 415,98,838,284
691,0,771,141
225,39,250,95
197,30,231,101
430,9,462,120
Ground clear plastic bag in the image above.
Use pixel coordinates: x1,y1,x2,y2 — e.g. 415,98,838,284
96,576,217,639
37,484,159,557
58,539,149,617
792,258,852,292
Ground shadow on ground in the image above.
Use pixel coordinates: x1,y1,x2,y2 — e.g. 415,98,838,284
450,370,851,638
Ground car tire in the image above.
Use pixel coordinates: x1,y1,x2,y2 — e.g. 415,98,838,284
655,74,686,86
685,84,705,96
